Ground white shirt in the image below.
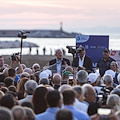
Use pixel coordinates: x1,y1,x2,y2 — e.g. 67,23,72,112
82,101,89,112
19,95,33,105
93,86,102,94
56,58,62,74
79,54,85,67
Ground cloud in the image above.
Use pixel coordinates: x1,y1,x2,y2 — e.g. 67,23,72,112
0,0,120,30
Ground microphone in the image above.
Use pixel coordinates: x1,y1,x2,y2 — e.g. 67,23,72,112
33,63,58,75
26,31,30,33
20,30,30,34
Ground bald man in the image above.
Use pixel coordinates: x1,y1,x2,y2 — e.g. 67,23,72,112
65,66,74,74
49,49,70,75
52,74,62,90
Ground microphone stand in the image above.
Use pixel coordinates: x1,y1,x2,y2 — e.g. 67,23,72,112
20,37,23,63
33,62,58,75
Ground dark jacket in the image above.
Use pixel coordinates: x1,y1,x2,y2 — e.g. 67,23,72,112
49,58,70,74
72,56,92,72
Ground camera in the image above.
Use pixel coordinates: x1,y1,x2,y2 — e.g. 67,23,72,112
10,52,20,61
18,30,30,39
69,74,73,85
97,84,110,105
66,46,76,55
97,108,111,115
98,108,112,120
97,108,111,120
61,80,67,85
66,46,84,56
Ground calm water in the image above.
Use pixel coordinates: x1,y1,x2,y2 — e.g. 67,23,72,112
0,36,120,56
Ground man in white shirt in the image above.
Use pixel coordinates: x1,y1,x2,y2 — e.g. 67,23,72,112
88,73,102,94
72,46,92,73
72,85,88,113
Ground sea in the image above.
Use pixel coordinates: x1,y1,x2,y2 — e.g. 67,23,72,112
0,34,120,56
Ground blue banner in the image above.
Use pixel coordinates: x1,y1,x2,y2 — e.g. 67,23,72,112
76,35,109,68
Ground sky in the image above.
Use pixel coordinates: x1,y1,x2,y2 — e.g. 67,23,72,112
1,0,120,34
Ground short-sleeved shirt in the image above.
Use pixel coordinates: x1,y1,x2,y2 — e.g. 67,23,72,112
97,57,115,77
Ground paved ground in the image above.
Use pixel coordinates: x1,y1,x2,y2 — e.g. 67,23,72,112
3,55,73,69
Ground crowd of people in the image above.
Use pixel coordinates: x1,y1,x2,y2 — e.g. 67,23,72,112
0,46,120,120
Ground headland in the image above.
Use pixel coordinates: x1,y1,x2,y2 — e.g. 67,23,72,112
0,29,80,38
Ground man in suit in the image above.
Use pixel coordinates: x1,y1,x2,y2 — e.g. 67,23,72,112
49,49,70,75
72,46,92,73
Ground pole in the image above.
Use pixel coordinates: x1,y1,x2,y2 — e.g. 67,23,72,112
20,37,23,63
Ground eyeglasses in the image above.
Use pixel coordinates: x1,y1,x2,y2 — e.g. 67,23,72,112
86,93,97,96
